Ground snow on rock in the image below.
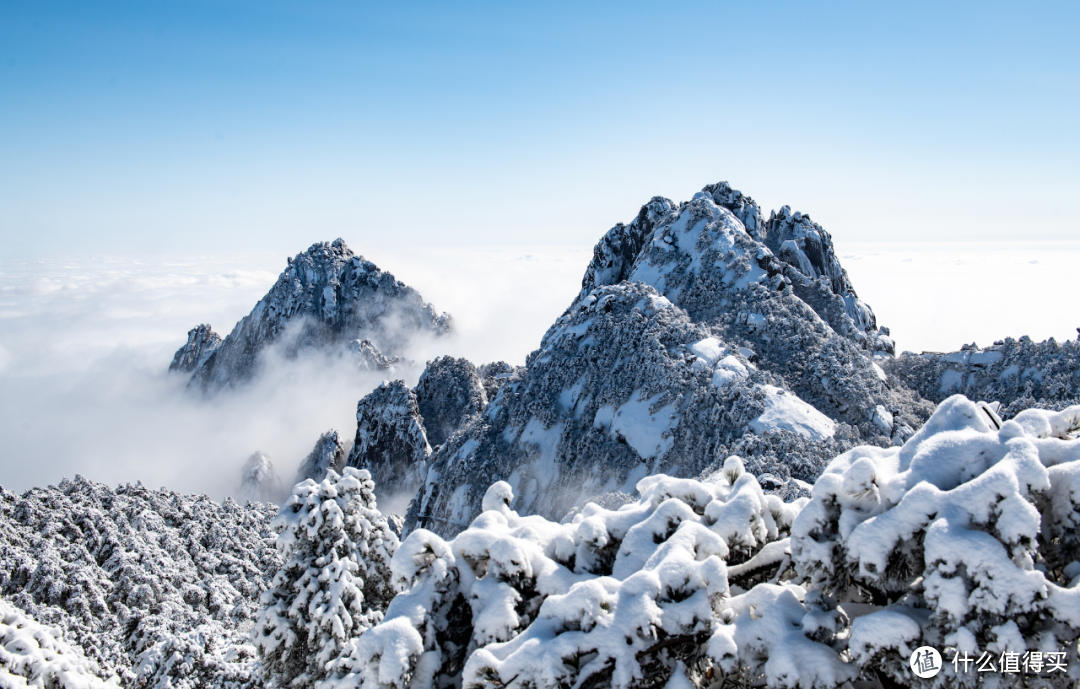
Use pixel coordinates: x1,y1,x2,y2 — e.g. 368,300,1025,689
345,381,432,503
238,450,284,504
0,475,280,688
253,468,398,689
168,323,222,374
350,339,405,372
575,182,925,435
750,385,836,441
884,335,1080,417
0,598,117,688
295,430,348,485
183,239,451,391
406,282,861,537
414,356,487,448
477,361,523,403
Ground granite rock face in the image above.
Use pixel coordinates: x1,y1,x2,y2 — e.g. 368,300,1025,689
345,381,432,502
406,282,872,536
293,430,348,485
181,239,450,391
414,356,487,448
168,324,222,374
400,182,936,536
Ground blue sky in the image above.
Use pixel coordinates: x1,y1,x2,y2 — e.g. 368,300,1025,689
1,1,1077,256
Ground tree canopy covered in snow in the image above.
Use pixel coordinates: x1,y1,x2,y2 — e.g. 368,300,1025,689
0,476,280,688
314,396,1080,688
254,468,398,689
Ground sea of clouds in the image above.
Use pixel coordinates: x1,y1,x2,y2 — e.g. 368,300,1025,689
1,240,1077,501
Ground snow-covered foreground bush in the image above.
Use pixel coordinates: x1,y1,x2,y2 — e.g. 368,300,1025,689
254,468,399,688
321,396,1080,688
0,598,117,688
0,476,280,688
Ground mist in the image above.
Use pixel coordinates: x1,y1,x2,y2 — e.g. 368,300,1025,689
1,240,1076,502
0,246,592,500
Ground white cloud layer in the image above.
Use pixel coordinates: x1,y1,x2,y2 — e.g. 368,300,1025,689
0,241,1076,499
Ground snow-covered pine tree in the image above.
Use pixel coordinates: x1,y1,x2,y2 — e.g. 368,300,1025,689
253,468,399,689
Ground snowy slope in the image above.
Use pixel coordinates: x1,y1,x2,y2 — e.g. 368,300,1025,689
405,282,865,536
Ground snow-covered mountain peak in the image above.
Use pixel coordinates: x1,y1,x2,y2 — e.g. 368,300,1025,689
175,238,451,390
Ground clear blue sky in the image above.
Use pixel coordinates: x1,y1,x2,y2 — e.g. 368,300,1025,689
1,1,1077,257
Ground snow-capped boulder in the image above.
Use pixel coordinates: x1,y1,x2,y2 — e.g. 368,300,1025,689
238,451,284,504
345,381,432,502
406,282,859,537
184,239,451,391
0,476,280,688
168,323,222,374
884,334,1080,416
414,356,487,448
294,430,348,485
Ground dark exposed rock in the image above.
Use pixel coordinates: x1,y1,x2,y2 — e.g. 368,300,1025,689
414,356,487,448
183,239,450,391
168,324,222,374
345,381,431,501
293,430,347,485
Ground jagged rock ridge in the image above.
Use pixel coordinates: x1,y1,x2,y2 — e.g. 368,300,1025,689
294,430,348,485
176,239,451,391
169,323,222,374
883,333,1080,418
393,181,936,536
344,381,432,502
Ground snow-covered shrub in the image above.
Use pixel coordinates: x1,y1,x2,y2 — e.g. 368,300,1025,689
0,597,117,688
322,459,821,689
791,395,1080,687
0,476,280,688
322,394,1080,688
254,468,399,689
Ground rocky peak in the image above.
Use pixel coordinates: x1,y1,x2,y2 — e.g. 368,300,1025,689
294,430,347,485
168,324,222,374
238,451,283,504
351,339,404,372
701,181,764,239
181,239,451,391
414,356,487,447
477,361,523,402
345,380,431,501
